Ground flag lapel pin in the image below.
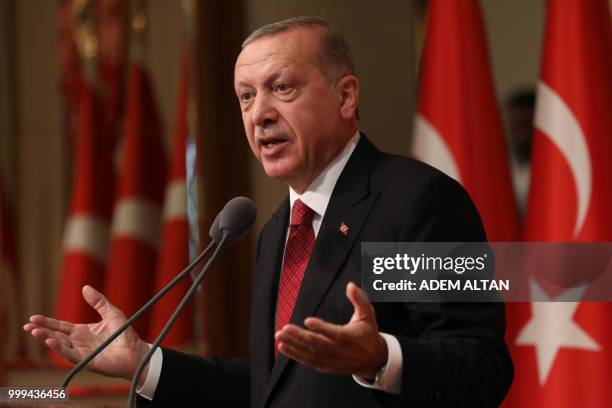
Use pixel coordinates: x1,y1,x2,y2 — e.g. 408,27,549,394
339,222,349,236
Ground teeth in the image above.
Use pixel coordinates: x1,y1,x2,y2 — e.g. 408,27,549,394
263,140,284,147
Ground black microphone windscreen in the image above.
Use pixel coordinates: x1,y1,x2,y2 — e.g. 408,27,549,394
219,196,257,245
209,211,222,243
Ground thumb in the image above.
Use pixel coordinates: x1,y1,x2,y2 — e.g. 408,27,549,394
346,282,373,321
82,285,118,320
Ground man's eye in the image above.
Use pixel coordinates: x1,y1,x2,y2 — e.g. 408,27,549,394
275,83,290,93
240,91,253,102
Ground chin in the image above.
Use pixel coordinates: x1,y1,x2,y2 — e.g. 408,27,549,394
262,162,297,183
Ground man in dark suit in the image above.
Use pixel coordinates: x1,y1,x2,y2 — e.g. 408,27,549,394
25,17,512,407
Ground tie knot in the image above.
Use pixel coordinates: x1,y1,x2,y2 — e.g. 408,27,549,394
291,199,315,226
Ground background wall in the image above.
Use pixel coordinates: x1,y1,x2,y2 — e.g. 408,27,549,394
14,0,65,359
481,0,545,117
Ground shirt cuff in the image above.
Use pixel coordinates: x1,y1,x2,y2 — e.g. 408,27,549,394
352,332,403,395
136,344,163,401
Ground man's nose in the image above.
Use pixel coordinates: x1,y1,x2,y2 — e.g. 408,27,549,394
251,93,278,127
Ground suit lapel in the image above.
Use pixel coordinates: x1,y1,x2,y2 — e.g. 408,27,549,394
251,199,289,389
263,136,380,406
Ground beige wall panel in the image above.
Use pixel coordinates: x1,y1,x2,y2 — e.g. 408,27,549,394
481,0,545,103
148,0,183,151
16,0,64,360
0,0,17,186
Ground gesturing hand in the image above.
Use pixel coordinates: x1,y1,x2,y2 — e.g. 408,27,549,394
23,285,150,385
275,282,388,379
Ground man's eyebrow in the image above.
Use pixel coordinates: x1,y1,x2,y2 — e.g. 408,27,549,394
265,70,285,83
235,68,290,91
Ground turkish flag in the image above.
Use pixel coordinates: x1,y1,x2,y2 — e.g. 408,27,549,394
412,0,520,241
97,0,126,152
504,0,612,406
148,57,193,347
104,62,166,339
52,79,115,366
57,0,81,154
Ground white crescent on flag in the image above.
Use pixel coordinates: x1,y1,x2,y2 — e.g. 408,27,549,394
412,114,462,183
534,82,592,237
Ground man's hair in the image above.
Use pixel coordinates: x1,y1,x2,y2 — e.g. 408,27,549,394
242,16,356,82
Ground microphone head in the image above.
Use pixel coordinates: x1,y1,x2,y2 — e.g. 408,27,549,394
219,196,257,246
209,211,222,243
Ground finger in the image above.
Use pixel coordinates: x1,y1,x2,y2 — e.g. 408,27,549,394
278,342,334,374
29,315,74,334
82,285,120,320
304,317,343,342
275,326,312,353
277,341,311,364
23,322,39,333
29,326,51,342
30,327,71,345
276,326,339,364
24,323,51,335
277,336,312,359
276,329,314,356
346,282,373,320
277,325,334,351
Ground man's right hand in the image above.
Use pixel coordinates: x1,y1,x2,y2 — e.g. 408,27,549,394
23,285,151,385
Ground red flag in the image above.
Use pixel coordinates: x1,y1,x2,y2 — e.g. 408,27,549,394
58,3,124,156
97,0,126,150
504,0,612,406
104,62,166,338
53,80,115,365
412,0,520,241
148,58,193,347
57,0,82,154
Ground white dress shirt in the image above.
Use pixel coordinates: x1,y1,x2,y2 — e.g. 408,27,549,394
138,131,403,400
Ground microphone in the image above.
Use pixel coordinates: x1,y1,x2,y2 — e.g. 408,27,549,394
217,196,257,246
191,211,221,284
189,196,257,283
60,197,253,389
127,196,256,407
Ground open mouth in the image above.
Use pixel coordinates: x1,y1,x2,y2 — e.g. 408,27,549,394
260,137,287,149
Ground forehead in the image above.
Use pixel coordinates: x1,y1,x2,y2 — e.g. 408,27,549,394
234,29,320,85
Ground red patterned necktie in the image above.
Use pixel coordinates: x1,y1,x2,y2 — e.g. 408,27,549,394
274,199,315,356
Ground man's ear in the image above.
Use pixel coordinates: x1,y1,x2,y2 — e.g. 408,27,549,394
337,75,359,120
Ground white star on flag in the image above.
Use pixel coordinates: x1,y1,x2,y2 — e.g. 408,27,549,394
515,278,601,385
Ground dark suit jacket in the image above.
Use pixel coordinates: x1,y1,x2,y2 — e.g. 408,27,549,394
144,136,513,407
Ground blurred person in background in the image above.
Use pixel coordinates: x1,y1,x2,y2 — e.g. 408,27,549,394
506,88,535,219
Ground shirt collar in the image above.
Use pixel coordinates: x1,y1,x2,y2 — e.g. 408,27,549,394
289,131,361,217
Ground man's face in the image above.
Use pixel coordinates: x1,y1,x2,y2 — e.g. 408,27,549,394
234,28,348,192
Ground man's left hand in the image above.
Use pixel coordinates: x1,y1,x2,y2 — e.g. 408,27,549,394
275,282,388,379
